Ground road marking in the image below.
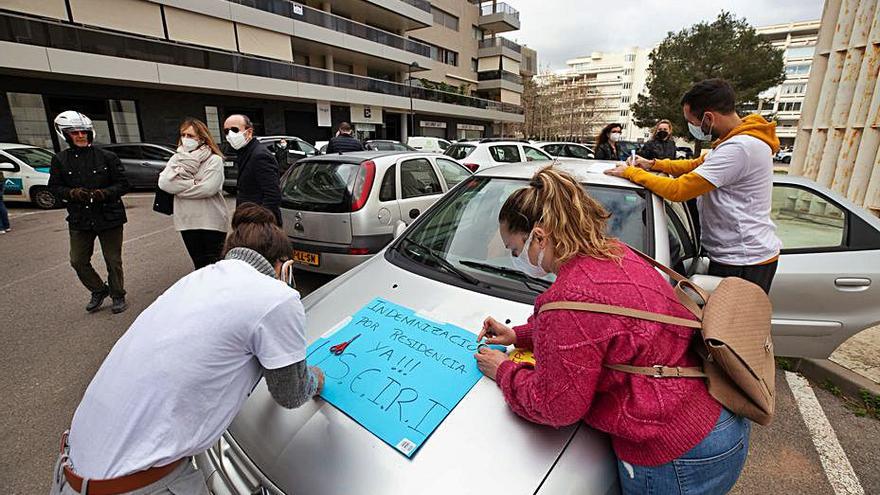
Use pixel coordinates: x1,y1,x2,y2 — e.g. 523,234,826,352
0,226,174,291
785,371,864,495
8,209,65,219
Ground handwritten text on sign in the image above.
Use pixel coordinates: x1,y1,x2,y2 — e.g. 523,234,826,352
306,298,486,458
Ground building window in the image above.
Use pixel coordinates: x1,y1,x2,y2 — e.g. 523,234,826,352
432,7,459,31
778,101,802,112
6,92,53,149
472,25,483,41
624,68,633,75
625,53,636,62
108,99,141,143
785,63,811,76
622,82,632,89
471,58,478,73
620,109,629,117
782,83,807,95
621,96,631,103
205,106,222,144
785,46,815,59
413,38,459,67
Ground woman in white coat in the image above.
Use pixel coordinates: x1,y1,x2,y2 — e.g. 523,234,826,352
159,118,229,269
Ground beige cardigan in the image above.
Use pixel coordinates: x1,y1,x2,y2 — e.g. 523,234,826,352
158,152,229,233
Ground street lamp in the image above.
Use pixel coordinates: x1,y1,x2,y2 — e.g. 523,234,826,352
407,61,420,139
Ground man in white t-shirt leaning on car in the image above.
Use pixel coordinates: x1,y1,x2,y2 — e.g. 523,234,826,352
606,78,782,293
50,204,324,495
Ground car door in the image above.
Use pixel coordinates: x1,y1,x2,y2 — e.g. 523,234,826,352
396,157,444,224
140,145,173,188
488,144,521,166
521,145,553,162
433,157,472,191
541,144,564,157
566,144,594,159
106,146,147,188
0,150,25,200
767,176,880,358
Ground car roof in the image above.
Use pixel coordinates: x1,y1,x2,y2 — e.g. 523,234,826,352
259,135,305,141
477,160,643,189
301,151,444,164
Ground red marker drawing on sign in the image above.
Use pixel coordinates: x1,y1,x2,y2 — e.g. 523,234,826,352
330,333,361,355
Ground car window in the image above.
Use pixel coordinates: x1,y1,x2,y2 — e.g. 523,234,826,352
489,145,521,163
665,201,697,273
542,144,563,156
438,140,451,151
3,147,54,169
445,144,475,160
523,146,550,162
142,146,173,161
566,144,592,159
772,185,845,250
281,161,361,213
297,140,317,155
106,146,142,159
400,158,442,199
435,158,470,188
379,165,397,202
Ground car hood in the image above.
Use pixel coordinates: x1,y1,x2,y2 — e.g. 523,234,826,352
228,255,612,494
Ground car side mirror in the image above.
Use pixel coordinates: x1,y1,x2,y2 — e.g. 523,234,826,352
393,221,408,238
0,162,16,171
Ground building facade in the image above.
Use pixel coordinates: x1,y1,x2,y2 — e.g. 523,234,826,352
755,20,821,148
0,0,525,150
791,0,879,216
531,48,651,143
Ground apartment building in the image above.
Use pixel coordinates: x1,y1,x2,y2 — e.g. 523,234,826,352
532,48,651,142
0,0,526,150
755,20,821,148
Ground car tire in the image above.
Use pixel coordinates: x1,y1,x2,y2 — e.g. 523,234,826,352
31,187,59,209
782,156,791,164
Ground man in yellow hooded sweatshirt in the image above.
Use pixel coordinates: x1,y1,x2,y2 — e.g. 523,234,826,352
607,79,782,293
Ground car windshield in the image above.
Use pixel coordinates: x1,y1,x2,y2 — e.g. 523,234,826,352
281,161,360,212
370,141,412,151
391,176,648,298
5,147,54,168
445,144,475,160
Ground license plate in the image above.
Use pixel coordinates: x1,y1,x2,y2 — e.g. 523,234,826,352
293,250,320,266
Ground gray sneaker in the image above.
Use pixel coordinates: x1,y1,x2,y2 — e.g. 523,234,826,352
86,287,110,313
111,296,128,314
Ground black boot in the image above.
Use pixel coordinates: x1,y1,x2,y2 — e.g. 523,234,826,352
111,296,128,314
86,287,109,313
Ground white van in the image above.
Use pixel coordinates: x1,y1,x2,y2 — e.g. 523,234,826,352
407,136,451,153
0,143,59,209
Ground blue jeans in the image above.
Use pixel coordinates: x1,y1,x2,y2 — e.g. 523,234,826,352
618,408,751,495
0,192,9,230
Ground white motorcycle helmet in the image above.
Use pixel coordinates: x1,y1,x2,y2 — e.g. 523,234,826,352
54,110,96,146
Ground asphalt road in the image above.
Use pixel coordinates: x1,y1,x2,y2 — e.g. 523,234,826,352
1,194,877,494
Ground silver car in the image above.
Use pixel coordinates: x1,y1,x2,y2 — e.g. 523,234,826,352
197,161,880,494
281,151,472,275
537,141,595,160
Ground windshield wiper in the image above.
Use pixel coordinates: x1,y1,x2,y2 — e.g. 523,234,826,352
459,260,552,291
399,238,483,286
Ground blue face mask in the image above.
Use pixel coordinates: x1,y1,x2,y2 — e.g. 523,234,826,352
688,113,714,141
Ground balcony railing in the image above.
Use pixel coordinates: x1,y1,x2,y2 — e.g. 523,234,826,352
398,0,431,12
0,13,523,115
480,2,520,18
229,0,431,58
478,37,522,53
478,70,524,85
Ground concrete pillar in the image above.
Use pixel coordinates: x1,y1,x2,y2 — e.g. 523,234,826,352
401,113,409,141
325,53,334,70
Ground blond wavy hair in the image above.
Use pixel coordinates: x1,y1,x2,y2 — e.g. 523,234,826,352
499,166,622,264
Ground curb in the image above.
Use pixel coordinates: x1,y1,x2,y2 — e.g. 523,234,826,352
791,357,880,401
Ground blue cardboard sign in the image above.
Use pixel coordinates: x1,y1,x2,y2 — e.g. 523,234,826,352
306,298,489,458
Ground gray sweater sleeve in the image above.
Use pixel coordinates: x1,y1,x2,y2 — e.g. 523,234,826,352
263,360,317,409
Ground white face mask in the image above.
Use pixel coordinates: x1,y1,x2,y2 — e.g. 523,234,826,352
181,137,200,152
609,132,622,142
510,233,548,278
226,130,248,150
688,113,713,141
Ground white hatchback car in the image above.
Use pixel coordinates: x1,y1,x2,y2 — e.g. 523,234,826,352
0,143,59,209
407,136,452,153
443,139,554,172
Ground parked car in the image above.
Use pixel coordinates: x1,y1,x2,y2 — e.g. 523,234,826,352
407,136,452,153
364,140,416,152
536,142,595,160
0,143,59,209
444,139,554,172
775,149,793,164
676,146,694,160
280,151,472,275
222,136,318,193
98,143,175,189
197,160,880,495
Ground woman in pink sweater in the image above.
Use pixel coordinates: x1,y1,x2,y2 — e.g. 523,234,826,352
475,167,750,494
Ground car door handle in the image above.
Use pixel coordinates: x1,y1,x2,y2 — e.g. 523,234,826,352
835,278,871,291
140,161,152,167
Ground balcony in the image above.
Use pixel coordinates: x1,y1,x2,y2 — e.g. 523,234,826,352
0,12,524,116
477,70,523,92
478,2,520,33
237,0,432,28
477,37,522,61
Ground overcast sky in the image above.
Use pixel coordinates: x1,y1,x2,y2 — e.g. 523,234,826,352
503,0,825,70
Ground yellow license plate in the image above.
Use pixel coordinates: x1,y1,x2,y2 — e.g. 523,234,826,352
292,250,320,266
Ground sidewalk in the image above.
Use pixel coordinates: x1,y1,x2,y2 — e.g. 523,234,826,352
830,325,880,385
793,325,880,402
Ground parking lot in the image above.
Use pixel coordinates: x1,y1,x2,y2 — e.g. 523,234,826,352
0,194,878,494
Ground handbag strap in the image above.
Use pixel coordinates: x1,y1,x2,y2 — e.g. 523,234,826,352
604,364,706,378
627,246,709,319
538,301,701,329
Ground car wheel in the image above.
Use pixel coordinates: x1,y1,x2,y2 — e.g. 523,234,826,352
31,187,59,209
782,156,791,164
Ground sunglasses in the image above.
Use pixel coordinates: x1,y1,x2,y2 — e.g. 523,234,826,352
224,126,247,134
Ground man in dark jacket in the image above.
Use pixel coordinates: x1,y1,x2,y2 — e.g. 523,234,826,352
637,119,677,160
223,114,283,226
48,111,130,314
325,122,364,153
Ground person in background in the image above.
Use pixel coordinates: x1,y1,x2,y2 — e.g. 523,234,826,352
159,118,229,270
638,119,677,160
48,111,130,314
274,139,291,175
51,204,324,495
326,122,364,153
606,79,781,293
594,123,624,161
474,166,749,495
0,170,10,234
223,114,283,226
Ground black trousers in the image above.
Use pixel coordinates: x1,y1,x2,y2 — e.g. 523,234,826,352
69,226,125,297
708,260,778,294
180,229,227,270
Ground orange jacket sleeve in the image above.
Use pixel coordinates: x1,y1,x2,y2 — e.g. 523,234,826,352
622,167,715,202
652,155,705,177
